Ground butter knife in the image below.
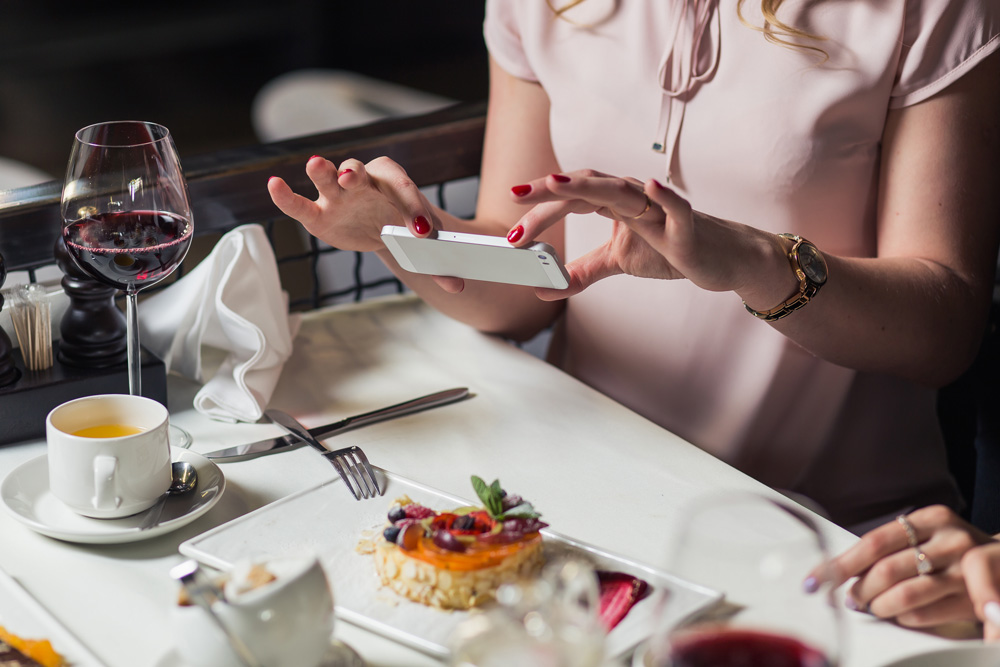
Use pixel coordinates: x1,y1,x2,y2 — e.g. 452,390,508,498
203,387,470,462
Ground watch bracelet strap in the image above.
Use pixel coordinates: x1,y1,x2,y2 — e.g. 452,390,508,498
743,282,819,322
744,234,814,323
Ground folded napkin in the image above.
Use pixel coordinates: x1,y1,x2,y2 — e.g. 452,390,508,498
138,224,300,423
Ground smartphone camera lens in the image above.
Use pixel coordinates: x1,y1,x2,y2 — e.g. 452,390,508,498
538,255,546,259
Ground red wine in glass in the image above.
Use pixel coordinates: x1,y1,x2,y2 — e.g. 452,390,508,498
64,210,192,292
61,120,193,400
670,629,831,667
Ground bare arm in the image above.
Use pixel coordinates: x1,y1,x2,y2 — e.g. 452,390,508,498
759,50,1000,386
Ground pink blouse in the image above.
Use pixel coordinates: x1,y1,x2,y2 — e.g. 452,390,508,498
484,0,1000,529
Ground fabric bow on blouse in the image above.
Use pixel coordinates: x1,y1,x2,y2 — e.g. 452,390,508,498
655,0,720,179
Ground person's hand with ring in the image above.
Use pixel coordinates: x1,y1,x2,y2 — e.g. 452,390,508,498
505,170,795,303
810,505,995,632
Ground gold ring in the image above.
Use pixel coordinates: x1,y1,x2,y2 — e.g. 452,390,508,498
896,514,919,548
611,194,652,221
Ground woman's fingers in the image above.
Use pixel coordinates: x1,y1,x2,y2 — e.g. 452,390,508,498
267,176,321,227
861,565,967,619
962,543,1000,640
534,239,624,301
305,154,342,191
813,515,913,589
892,592,978,629
507,199,580,247
364,156,435,237
507,171,657,246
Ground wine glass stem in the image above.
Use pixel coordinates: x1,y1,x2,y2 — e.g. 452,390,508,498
126,291,141,397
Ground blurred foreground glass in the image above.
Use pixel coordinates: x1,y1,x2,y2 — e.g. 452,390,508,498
449,558,608,667
638,493,842,667
61,121,193,445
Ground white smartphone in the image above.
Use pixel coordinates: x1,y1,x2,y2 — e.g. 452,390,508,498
380,225,570,290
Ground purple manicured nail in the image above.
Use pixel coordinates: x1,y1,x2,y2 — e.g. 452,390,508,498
845,596,859,611
802,576,819,594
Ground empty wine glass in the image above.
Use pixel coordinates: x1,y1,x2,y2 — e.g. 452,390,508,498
61,121,194,445
639,492,842,667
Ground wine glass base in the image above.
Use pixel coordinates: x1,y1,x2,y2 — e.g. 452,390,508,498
324,640,365,667
168,423,192,449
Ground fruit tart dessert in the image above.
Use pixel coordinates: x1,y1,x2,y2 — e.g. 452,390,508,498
366,475,548,610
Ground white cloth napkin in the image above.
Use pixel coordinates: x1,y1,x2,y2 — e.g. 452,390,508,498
138,224,300,423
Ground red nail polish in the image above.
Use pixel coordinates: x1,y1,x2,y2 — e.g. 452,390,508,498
550,174,571,183
511,184,532,197
507,225,524,243
340,168,353,175
310,155,322,161
413,216,430,235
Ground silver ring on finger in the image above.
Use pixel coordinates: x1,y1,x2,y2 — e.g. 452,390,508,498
610,194,652,221
913,546,934,576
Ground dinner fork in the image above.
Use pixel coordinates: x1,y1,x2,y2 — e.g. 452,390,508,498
265,409,382,500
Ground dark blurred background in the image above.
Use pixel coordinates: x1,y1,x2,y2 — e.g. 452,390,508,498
0,1,489,177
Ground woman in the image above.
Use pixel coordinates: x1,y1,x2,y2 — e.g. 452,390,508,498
268,1,1000,532
818,505,1000,640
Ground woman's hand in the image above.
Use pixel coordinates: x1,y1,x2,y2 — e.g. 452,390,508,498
812,505,995,632
962,542,1000,640
267,155,436,253
504,171,777,301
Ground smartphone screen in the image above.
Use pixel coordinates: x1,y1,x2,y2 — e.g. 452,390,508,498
380,226,570,289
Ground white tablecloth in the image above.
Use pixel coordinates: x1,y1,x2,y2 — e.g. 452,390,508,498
0,295,977,666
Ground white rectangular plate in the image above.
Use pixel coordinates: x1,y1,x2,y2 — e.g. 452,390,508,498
179,469,721,660
0,568,104,666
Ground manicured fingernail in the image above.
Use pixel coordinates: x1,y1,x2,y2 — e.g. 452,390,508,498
310,155,322,161
413,216,430,235
339,168,353,175
268,176,278,184
511,184,532,196
650,178,664,189
845,596,859,611
507,225,524,243
985,601,1000,627
550,174,571,183
802,576,819,594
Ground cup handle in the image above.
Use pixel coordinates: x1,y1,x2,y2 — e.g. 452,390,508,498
92,455,121,511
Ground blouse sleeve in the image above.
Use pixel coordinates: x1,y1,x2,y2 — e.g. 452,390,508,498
891,0,1000,108
483,0,539,82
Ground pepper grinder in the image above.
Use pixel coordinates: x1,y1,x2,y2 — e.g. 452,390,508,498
53,235,127,368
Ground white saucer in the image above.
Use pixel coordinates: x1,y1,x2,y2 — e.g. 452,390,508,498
0,447,225,545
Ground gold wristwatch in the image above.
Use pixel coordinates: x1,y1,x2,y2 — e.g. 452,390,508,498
743,234,828,322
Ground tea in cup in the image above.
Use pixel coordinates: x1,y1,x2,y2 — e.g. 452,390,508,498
46,394,171,518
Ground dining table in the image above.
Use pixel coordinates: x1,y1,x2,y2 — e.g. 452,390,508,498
0,293,984,667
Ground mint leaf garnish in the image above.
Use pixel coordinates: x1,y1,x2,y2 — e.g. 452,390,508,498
471,475,504,519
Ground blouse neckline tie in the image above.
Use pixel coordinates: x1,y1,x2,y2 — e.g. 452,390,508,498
654,0,721,180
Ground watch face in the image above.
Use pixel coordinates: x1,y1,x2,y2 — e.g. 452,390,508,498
798,244,828,284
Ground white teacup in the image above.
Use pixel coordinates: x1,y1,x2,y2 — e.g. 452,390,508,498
171,555,334,667
46,394,171,519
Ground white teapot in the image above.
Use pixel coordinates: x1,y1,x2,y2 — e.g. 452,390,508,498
171,555,334,667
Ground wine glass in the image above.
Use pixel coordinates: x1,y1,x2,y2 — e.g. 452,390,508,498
61,121,193,445
639,492,842,667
